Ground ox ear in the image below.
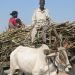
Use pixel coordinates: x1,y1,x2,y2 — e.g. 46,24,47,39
44,49,50,55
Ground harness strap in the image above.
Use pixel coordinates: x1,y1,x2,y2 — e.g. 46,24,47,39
46,55,59,74
49,57,59,74
46,55,50,75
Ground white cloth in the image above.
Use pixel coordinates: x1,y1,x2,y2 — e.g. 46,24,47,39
32,8,50,25
31,8,51,43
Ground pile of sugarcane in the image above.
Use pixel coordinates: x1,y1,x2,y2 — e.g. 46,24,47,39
55,21,75,44
0,21,75,62
0,27,32,62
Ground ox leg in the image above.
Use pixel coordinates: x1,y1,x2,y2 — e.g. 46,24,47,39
32,70,40,75
8,61,17,75
32,72,39,75
8,54,19,75
8,68,15,75
18,70,24,75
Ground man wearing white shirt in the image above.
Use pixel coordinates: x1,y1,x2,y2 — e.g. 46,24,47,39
31,0,51,44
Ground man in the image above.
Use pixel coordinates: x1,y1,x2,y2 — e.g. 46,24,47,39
8,11,24,30
31,0,51,44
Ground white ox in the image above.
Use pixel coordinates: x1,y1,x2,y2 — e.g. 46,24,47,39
8,44,57,75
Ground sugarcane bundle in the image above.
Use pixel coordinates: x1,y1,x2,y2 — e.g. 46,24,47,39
0,27,32,62
0,21,75,62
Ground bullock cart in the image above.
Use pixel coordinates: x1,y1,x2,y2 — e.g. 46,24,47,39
0,21,75,74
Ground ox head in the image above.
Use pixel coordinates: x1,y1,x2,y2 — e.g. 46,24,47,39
58,47,66,65
55,47,69,71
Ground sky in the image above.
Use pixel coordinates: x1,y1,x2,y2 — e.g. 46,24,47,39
0,0,75,32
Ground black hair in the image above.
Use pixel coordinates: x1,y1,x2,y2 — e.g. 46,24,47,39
10,11,18,16
16,18,22,25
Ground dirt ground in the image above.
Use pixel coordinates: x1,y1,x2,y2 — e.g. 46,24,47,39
4,70,74,75
58,70,74,75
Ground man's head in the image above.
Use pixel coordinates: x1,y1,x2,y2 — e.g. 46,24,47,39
39,0,45,11
10,11,18,18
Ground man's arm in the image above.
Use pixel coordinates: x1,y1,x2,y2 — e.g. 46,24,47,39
45,9,55,26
